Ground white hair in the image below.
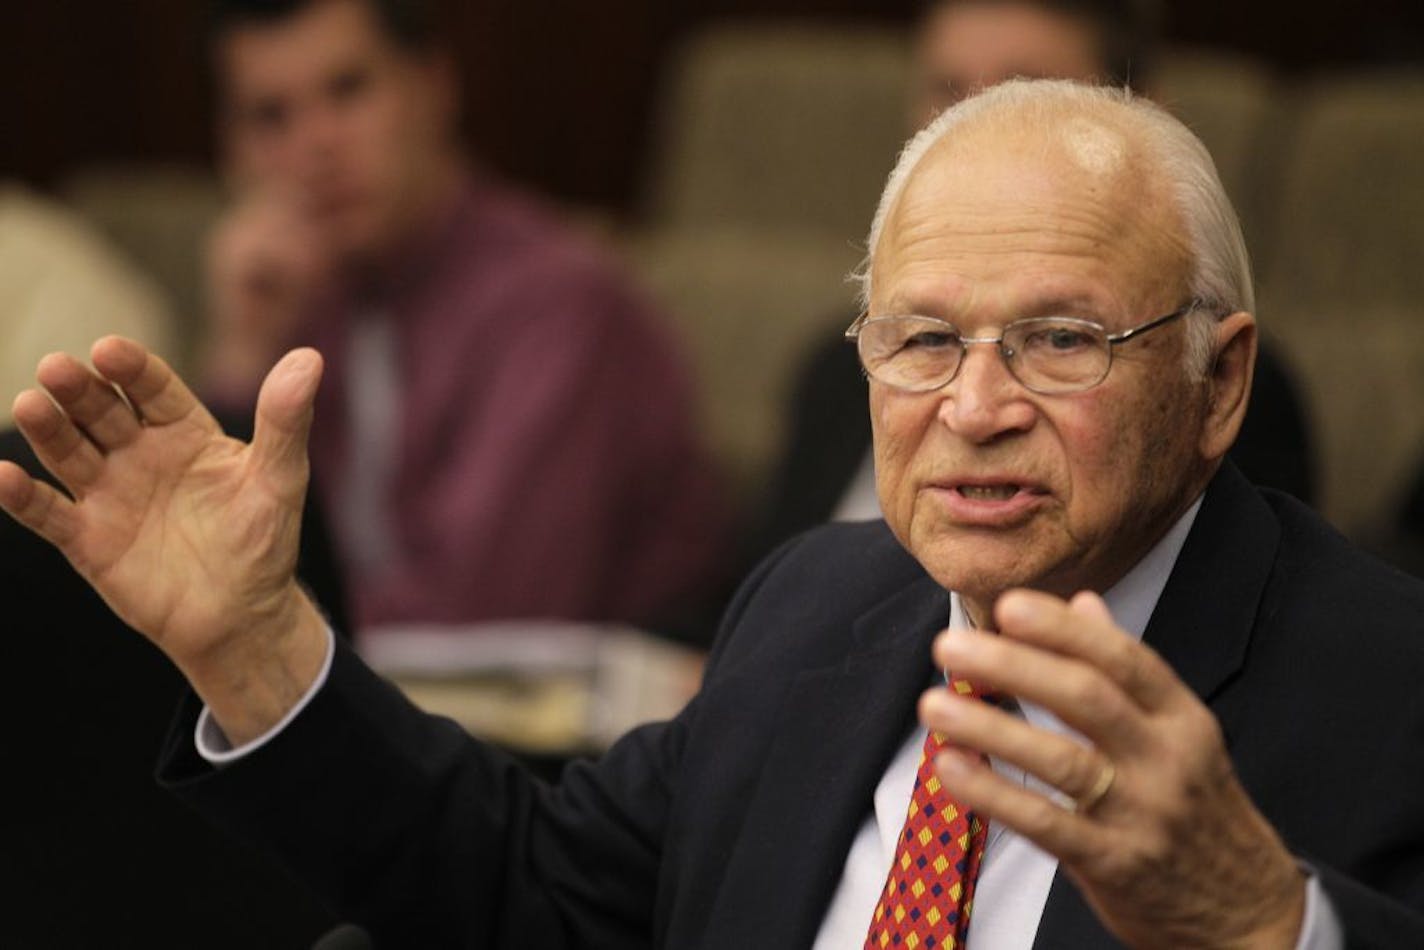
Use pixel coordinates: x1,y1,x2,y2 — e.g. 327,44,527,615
853,79,1253,376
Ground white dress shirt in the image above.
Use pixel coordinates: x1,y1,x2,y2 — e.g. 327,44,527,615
812,499,1342,949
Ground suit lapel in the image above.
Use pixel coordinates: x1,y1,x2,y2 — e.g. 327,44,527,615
1140,463,1280,705
1032,464,1283,949
700,575,951,948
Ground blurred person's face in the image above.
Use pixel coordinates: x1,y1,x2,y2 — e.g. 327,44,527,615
915,1,1105,123
217,0,458,263
866,116,1241,622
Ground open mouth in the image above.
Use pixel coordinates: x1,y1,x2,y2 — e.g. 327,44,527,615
956,484,1023,501
932,480,1049,524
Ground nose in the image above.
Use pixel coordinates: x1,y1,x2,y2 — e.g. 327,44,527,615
935,341,1036,443
287,102,347,171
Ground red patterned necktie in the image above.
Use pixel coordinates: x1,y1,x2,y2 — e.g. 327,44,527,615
863,676,990,950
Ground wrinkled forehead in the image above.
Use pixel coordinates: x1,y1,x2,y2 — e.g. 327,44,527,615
900,108,1155,226
871,109,1191,314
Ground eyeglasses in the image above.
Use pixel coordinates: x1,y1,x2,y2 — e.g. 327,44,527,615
844,301,1204,395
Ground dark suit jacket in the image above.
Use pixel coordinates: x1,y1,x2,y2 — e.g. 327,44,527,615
159,463,1424,948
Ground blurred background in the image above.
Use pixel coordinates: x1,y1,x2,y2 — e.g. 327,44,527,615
2,1,1423,946
5,0,1424,537
6,0,1424,204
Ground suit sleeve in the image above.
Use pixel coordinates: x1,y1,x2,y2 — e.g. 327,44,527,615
159,640,689,949
1307,693,1424,947
155,533,815,947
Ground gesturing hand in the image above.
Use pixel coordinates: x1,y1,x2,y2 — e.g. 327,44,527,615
920,589,1306,949
0,337,330,744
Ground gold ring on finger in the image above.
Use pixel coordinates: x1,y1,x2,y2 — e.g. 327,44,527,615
1074,760,1116,814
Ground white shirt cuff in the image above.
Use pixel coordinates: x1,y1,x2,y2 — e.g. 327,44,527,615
1296,872,1344,950
194,624,336,765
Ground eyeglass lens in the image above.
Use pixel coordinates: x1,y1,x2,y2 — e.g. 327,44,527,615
857,316,1112,394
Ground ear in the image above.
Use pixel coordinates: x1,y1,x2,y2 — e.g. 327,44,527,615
1198,311,1256,462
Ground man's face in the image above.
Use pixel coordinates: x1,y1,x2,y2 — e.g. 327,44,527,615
868,117,1214,617
916,1,1105,122
218,0,455,261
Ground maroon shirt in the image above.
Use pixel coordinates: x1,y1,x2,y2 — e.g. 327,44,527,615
277,176,728,630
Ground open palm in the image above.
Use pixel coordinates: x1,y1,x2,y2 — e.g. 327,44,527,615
0,338,325,720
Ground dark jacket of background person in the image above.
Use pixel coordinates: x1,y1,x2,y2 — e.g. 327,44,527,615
156,464,1424,947
1380,454,1424,577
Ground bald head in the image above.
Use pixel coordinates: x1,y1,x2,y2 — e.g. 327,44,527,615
876,86,1185,311
859,80,1253,371
875,96,1190,365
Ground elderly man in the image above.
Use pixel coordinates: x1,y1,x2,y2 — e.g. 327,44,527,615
3,81,1421,947
747,0,1315,573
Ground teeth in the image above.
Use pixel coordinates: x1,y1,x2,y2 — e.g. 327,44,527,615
959,484,1019,500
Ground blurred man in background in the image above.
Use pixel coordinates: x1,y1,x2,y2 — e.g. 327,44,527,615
915,0,1154,116
203,0,727,635
743,0,1315,571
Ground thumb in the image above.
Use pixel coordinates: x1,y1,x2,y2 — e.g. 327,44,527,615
250,348,323,489
1067,589,1115,625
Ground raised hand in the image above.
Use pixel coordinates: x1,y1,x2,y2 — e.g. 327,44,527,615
0,337,330,744
920,589,1306,949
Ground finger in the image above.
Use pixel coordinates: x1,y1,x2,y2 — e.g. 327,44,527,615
994,589,1185,713
35,352,142,451
250,348,323,491
932,746,1099,864
90,336,220,432
0,460,81,550
933,627,1150,754
11,389,104,495
919,687,1115,806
